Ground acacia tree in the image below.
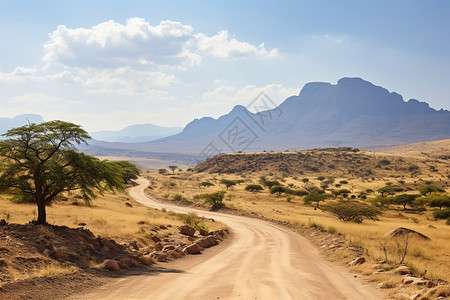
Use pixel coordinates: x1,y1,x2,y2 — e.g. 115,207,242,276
168,165,178,174
0,121,124,224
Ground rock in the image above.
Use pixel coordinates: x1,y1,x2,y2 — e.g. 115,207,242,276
129,241,139,250
427,280,437,288
383,227,430,240
155,242,163,251
395,266,411,275
410,293,421,300
104,259,120,271
118,258,132,269
403,276,415,284
0,219,7,226
196,238,213,249
394,293,410,300
42,248,52,256
125,202,133,207
198,228,209,236
183,243,204,254
427,224,437,229
179,225,196,237
349,256,365,266
100,245,110,255
101,238,116,250
151,235,161,243
162,245,175,252
377,282,393,289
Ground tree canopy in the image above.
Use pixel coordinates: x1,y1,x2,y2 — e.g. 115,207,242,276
110,160,140,183
0,121,124,224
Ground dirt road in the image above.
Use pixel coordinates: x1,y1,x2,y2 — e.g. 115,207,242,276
71,177,384,300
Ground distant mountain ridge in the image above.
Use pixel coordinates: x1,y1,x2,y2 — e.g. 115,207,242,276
90,124,183,143
0,114,45,135
87,77,450,155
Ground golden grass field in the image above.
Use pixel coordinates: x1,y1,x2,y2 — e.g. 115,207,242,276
149,148,450,282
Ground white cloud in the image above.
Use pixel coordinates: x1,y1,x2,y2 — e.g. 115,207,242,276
43,18,200,70
196,31,279,59
0,66,38,83
43,18,278,71
195,84,298,111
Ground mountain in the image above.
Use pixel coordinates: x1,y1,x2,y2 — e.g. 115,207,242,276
90,124,183,143
85,77,450,156
0,114,45,135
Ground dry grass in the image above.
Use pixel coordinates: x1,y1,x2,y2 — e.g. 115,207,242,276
0,189,222,243
149,156,450,281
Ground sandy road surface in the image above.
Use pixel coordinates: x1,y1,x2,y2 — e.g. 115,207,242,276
70,177,384,300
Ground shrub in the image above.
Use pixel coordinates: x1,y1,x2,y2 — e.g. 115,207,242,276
270,185,286,196
200,181,214,187
220,179,237,190
303,193,331,208
418,185,445,196
321,200,381,223
245,184,264,192
260,177,281,189
199,191,226,209
378,185,404,197
172,194,185,201
433,208,450,219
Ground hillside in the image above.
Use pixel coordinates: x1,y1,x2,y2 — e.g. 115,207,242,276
84,77,450,155
366,139,450,160
0,114,44,135
194,148,450,183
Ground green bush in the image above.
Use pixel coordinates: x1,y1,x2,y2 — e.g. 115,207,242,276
245,184,264,192
418,185,445,196
172,194,185,201
270,185,286,196
321,200,381,223
303,193,331,208
200,181,214,187
199,191,226,209
433,208,450,219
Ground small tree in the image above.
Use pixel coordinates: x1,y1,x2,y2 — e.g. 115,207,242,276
0,121,124,224
418,185,445,196
378,185,404,197
200,191,225,209
321,200,381,223
303,193,331,208
200,181,214,188
270,185,286,196
425,195,450,209
220,179,237,190
245,184,264,192
259,177,280,189
159,168,168,175
390,194,420,210
168,165,178,174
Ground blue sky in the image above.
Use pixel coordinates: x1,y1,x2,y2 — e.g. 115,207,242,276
1,0,449,131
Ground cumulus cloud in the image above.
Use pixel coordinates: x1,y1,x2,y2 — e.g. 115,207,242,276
195,84,298,111
43,18,278,71
196,31,279,59
0,66,38,83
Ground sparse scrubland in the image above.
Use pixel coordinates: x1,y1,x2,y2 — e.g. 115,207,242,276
149,147,450,296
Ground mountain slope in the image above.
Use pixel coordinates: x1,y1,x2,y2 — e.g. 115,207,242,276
0,114,45,135
85,77,450,155
90,124,183,143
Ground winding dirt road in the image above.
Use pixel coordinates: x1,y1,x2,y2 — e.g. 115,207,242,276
72,178,384,300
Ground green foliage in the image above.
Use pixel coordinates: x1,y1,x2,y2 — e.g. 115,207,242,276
219,179,237,190
259,176,281,189
270,185,286,196
245,184,264,192
110,160,140,183
419,194,450,209
172,194,185,201
390,194,420,210
321,200,381,223
433,208,450,219
418,185,445,196
168,165,178,174
377,185,404,197
199,191,225,209
317,176,325,181
200,181,214,187
303,193,331,207
172,212,208,230
158,168,168,174
368,196,392,208
0,121,123,224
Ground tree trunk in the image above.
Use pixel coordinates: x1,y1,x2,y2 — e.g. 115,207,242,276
37,199,47,224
